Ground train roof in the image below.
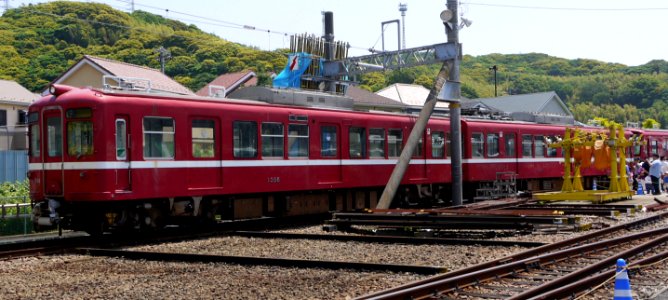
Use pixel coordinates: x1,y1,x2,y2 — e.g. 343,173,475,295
34,84,452,122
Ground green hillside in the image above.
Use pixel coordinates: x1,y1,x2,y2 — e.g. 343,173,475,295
0,1,285,92
1,1,668,126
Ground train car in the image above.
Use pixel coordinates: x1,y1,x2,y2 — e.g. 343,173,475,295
460,119,568,193
635,128,668,159
29,84,665,233
28,85,452,232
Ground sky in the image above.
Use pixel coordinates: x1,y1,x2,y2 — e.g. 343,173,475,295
4,0,668,66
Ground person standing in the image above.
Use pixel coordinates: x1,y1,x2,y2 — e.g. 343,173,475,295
628,161,636,191
649,154,663,195
662,156,668,193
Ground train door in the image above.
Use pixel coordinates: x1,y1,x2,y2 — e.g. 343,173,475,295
318,124,342,183
409,130,427,180
42,108,64,196
115,116,131,191
504,132,519,175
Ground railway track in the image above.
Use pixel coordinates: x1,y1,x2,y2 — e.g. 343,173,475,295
229,231,546,247
356,211,668,299
75,248,447,275
0,214,328,260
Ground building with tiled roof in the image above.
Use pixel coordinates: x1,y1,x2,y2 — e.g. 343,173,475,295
50,55,194,96
0,79,37,150
345,86,406,112
375,83,450,114
464,91,574,124
196,70,258,98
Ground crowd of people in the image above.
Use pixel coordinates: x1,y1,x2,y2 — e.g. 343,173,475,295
628,154,668,195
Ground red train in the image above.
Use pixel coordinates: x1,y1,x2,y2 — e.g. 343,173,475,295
27,84,668,233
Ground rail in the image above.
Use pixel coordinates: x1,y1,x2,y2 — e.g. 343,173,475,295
355,211,668,299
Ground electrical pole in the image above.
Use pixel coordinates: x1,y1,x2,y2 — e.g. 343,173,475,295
376,0,463,209
445,0,463,206
323,11,336,92
381,20,400,52
399,3,407,49
489,65,498,97
156,46,171,74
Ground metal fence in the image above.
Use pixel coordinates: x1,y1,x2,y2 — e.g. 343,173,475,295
0,196,32,235
0,150,28,183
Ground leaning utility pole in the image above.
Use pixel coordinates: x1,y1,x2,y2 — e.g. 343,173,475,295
376,0,463,209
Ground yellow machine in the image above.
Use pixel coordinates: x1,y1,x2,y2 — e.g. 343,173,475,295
535,124,639,203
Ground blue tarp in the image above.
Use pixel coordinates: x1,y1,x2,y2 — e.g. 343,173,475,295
272,52,313,88
0,150,27,183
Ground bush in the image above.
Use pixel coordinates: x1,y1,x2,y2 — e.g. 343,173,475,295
0,180,29,203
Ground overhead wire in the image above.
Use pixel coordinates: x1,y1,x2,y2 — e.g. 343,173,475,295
461,1,668,11
11,0,421,54
106,0,377,52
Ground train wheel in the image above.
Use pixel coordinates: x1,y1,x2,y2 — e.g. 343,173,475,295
143,206,166,230
197,200,219,226
82,215,107,236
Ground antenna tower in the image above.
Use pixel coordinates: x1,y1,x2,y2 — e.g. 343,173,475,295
398,3,407,49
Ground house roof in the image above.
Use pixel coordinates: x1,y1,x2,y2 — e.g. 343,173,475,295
0,79,38,105
346,86,406,108
375,83,449,108
53,55,194,95
196,70,257,97
468,91,571,116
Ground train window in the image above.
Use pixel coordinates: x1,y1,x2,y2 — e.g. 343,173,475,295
116,119,126,160
261,123,284,158
651,140,659,156
288,124,309,158
143,117,175,159
388,129,403,157
412,135,424,158
522,134,533,157
349,127,366,158
321,126,337,157
67,121,93,157
445,133,452,157
432,131,445,158
369,128,385,158
534,135,545,157
65,108,92,119
505,133,516,157
27,112,39,124
192,119,216,158
471,132,483,158
486,133,499,157
545,136,558,157
233,121,258,158
46,116,62,157
30,123,40,158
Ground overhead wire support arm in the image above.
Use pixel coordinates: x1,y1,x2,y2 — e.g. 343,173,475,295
322,42,459,77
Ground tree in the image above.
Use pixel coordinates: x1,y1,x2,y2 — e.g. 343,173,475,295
643,118,660,129
413,75,433,90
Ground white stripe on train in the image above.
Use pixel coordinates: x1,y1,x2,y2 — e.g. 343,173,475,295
28,157,563,171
